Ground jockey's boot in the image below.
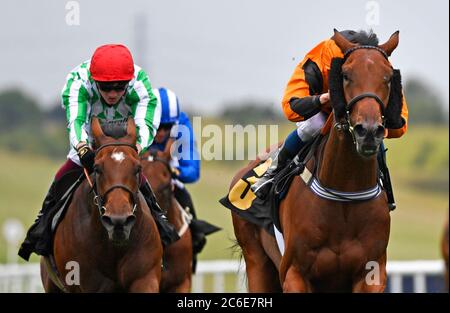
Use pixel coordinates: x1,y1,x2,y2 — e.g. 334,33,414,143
18,181,57,261
377,142,396,211
251,130,305,199
140,181,180,246
250,145,291,199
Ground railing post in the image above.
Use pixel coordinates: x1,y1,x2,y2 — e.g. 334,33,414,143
191,273,204,293
390,273,403,293
413,273,427,293
213,273,225,293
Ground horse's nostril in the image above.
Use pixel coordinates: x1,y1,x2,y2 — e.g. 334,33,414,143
353,124,367,137
101,215,113,226
375,125,385,138
101,215,115,233
125,215,136,228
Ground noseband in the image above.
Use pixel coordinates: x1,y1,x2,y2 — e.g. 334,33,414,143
334,46,390,143
89,142,140,216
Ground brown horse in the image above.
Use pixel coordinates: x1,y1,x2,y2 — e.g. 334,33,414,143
442,219,449,291
231,30,402,292
141,148,193,292
40,117,163,292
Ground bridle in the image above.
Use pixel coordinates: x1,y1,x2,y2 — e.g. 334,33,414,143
141,150,173,194
334,45,391,144
85,142,140,217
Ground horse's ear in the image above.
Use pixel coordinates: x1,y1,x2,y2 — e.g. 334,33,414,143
126,117,136,142
91,117,106,144
378,31,399,57
332,28,356,54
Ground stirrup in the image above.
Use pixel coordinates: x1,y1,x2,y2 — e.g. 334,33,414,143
252,176,274,193
251,175,276,199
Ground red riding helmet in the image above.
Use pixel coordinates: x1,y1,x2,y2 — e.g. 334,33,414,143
90,44,134,82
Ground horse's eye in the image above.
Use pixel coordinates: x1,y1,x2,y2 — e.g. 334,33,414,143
343,73,351,82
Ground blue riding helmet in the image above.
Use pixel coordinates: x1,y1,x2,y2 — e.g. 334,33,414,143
152,87,180,125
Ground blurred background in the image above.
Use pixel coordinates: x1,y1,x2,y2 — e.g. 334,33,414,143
0,0,448,292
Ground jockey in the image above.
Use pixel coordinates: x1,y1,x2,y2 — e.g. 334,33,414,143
150,87,209,255
19,44,178,261
252,30,409,209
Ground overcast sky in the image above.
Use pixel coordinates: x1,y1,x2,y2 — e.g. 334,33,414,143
0,0,448,114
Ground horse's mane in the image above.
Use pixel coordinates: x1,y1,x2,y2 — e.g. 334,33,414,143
340,29,379,46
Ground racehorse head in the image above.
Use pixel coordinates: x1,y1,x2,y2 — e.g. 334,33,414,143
329,29,403,158
141,147,173,213
91,117,141,244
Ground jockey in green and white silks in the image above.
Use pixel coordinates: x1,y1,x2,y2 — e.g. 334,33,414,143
62,60,161,165
19,44,179,262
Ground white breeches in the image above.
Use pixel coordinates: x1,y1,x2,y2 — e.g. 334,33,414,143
296,112,327,142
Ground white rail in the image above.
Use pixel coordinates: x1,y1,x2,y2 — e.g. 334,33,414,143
0,260,445,293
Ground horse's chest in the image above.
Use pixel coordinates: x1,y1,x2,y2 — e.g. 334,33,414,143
302,230,387,284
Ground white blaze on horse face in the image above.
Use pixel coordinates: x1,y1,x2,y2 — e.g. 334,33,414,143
111,150,126,163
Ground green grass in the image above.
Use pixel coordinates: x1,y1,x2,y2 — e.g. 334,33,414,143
384,126,449,259
0,125,448,265
0,151,60,263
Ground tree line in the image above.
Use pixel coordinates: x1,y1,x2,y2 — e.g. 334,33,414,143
0,77,447,158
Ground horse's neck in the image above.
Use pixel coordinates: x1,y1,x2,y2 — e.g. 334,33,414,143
156,186,173,213
317,126,378,191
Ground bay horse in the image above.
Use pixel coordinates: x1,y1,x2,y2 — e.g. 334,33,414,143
231,30,402,292
141,148,193,292
40,117,163,292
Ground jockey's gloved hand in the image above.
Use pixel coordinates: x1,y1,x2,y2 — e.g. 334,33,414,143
171,167,180,178
77,144,95,173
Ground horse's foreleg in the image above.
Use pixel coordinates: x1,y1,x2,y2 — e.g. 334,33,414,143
352,274,386,293
232,213,281,292
128,269,161,293
160,230,193,293
352,255,387,293
244,253,281,293
282,265,309,293
40,258,62,293
170,277,192,293
127,257,162,293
